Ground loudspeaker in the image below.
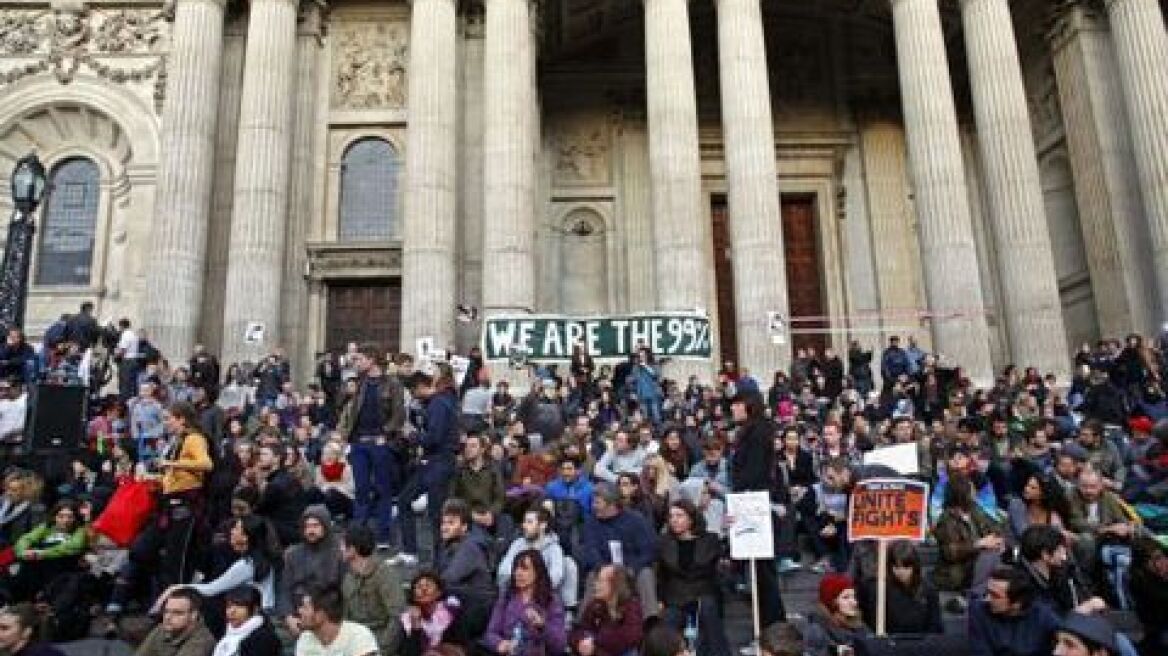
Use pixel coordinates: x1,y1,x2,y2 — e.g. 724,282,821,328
26,383,87,453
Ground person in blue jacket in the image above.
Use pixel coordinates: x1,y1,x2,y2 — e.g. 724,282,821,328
393,364,461,566
544,455,594,518
578,482,659,620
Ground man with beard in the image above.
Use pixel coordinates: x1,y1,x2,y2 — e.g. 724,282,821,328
280,506,346,635
294,586,378,656
1015,524,1106,616
253,442,307,546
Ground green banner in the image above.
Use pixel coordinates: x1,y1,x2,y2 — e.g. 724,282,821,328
481,313,712,362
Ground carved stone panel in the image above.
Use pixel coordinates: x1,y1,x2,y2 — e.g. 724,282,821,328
551,113,611,186
330,21,408,110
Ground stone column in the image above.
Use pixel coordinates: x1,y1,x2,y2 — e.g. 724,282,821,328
644,0,710,379
481,0,536,318
1049,2,1158,337
714,0,789,378
142,0,226,360
890,0,993,383
1105,0,1168,316
402,0,459,353
220,0,298,367
959,0,1069,376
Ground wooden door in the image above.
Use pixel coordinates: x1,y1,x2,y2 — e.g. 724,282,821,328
326,280,402,353
782,196,828,354
710,197,739,368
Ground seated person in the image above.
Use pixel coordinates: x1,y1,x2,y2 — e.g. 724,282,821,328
1007,473,1071,542
657,499,733,656
804,574,869,656
137,588,216,656
436,498,497,638
578,483,658,618
497,507,578,610
933,472,1005,593
7,499,87,603
341,525,405,654
213,586,281,656
482,549,567,655
1067,468,1135,607
395,572,461,656
449,433,508,542
1129,537,1168,655
568,564,643,656
858,540,942,634
293,585,378,656
543,456,593,555
1014,525,1104,616
1054,612,1123,656
969,567,1059,656
592,430,646,484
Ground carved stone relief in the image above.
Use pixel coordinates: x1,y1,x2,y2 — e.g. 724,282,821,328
330,21,408,110
0,6,169,109
552,115,610,185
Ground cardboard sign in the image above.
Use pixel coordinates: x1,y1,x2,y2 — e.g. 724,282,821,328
243,322,265,344
416,336,435,360
727,491,775,559
862,442,920,475
847,478,929,542
450,355,471,387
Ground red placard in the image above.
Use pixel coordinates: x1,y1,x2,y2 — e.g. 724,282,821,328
847,478,929,542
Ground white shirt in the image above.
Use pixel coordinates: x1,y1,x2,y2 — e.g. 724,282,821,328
117,328,140,359
295,621,379,656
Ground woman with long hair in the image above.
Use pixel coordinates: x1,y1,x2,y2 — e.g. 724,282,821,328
659,427,693,480
657,499,733,656
212,585,281,656
397,571,461,656
1007,472,1071,541
858,540,942,634
7,499,87,602
0,603,67,656
640,455,679,529
568,564,643,656
483,549,566,655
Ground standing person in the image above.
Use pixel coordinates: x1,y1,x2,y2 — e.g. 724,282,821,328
115,318,142,401
136,589,216,656
341,525,406,654
728,390,786,626
393,364,461,566
293,586,379,656
189,345,222,400
337,344,405,550
847,340,874,398
879,336,909,395
109,402,214,614
632,348,663,426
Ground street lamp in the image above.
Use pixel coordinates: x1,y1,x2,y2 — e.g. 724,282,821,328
0,153,48,329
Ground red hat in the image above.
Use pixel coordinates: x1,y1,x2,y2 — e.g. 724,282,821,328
1130,416,1154,435
818,573,854,611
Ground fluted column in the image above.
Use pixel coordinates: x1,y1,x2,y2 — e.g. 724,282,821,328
644,0,709,380
402,0,459,353
714,0,789,379
890,0,993,383
481,0,536,320
220,0,298,366
960,0,1069,376
142,0,226,360
1105,0,1168,316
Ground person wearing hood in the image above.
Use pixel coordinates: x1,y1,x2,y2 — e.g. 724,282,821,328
279,505,346,632
498,507,578,610
803,574,869,656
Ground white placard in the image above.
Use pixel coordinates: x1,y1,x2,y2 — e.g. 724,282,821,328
862,442,920,476
450,355,471,387
766,311,787,345
727,491,775,560
244,322,265,344
416,336,435,360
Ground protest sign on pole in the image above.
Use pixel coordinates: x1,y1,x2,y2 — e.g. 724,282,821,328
847,478,930,637
727,491,774,651
243,322,265,345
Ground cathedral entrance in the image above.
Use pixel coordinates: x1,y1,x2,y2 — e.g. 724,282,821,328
711,194,828,369
325,279,402,353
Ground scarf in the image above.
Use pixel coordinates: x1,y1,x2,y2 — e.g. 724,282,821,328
0,498,29,527
213,615,263,656
321,462,345,482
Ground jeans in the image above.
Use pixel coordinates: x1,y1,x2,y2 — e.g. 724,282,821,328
663,595,734,656
350,438,400,543
1101,543,1133,610
398,456,454,556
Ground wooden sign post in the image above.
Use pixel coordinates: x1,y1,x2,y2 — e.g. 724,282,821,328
727,491,775,650
847,478,929,637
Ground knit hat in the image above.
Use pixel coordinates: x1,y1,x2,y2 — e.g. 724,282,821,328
1129,416,1154,435
818,573,854,611
1058,612,1118,654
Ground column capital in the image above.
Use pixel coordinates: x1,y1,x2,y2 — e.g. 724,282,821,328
1046,0,1107,52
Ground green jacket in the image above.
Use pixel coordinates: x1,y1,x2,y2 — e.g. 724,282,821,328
449,462,505,515
136,621,216,656
1067,489,1131,536
342,559,405,653
933,506,1002,591
14,524,87,560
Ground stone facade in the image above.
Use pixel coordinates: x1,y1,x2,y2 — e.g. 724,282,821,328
1,0,1166,384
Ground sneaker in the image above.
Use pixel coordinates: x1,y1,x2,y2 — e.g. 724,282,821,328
376,542,393,552
104,602,123,616
810,560,829,574
777,558,802,573
739,642,758,656
388,552,419,567
943,597,967,614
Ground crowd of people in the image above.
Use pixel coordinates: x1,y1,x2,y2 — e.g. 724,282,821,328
0,304,1166,656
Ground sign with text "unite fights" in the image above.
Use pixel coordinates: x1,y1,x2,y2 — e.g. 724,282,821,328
847,478,929,542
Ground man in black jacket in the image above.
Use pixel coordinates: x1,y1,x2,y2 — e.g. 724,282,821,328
729,390,786,629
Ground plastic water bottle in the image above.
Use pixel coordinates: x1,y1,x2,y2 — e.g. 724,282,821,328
683,613,698,649
511,623,525,656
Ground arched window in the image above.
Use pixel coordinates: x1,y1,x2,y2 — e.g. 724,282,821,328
339,137,400,240
36,157,100,286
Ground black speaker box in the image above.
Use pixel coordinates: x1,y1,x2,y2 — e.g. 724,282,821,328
26,383,87,453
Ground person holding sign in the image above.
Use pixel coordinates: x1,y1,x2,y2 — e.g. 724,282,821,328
856,540,942,635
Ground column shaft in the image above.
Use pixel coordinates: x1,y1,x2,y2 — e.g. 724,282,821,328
960,0,1069,376
143,0,225,359
890,0,993,382
715,0,789,377
644,0,709,379
402,0,459,352
220,0,298,366
481,0,536,318
1106,0,1168,316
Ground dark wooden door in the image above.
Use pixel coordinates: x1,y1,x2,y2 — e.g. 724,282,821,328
326,280,402,353
782,196,828,354
710,197,739,369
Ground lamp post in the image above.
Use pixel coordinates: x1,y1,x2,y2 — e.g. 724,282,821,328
0,154,48,330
